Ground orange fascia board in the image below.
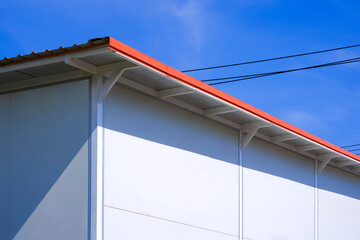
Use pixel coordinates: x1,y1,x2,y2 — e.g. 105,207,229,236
108,37,360,163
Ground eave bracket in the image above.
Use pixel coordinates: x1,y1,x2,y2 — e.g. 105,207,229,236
241,121,271,150
317,153,338,174
64,56,139,102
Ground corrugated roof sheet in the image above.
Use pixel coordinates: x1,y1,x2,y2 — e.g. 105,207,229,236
0,37,110,67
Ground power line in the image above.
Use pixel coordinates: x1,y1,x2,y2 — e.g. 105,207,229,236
203,57,360,86
204,57,360,82
181,43,360,154
341,143,360,148
182,43,360,73
349,148,360,152
183,47,360,149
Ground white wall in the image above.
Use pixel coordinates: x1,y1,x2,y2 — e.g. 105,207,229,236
319,165,360,239
0,80,89,240
243,138,315,240
104,206,236,240
104,85,239,239
103,84,360,240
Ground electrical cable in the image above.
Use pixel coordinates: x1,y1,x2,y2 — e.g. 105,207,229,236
182,43,360,73
202,57,360,86
349,148,360,152
341,143,360,148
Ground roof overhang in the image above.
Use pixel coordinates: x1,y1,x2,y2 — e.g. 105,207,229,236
1,37,359,176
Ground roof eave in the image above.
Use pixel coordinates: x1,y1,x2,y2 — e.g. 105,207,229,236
108,36,360,164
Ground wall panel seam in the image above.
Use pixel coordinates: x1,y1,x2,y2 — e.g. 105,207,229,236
239,131,243,240
9,93,12,240
104,205,238,238
315,159,319,240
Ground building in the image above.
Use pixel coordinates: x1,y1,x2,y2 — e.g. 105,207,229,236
0,37,359,240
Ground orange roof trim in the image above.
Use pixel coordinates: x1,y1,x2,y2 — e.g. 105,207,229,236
108,37,360,163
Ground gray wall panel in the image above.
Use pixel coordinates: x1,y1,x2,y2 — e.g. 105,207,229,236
104,206,237,240
104,85,239,237
1,80,89,240
0,94,10,240
102,83,360,240
243,138,315,240
319,166,360,239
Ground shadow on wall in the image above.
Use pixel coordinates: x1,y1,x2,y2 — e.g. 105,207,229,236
3,80,357,239
243,137,360,201
104,85,239,166
0,81,89,240
104,85,360,201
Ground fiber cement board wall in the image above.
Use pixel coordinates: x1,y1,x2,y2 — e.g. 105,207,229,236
104,85,239,239
0,80,89,239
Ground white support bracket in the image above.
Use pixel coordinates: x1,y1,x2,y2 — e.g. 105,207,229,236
296,144,322,152
241,121,271,150
271,133,298,143
337,160,359,167
97,63,139,102
240,121,272,131
203,105,237,116
97,69,124,102
353,168,360,174
317,153,338,174
241,127,259,150
64,55,100,75
64,56,139,102
157,86,194,98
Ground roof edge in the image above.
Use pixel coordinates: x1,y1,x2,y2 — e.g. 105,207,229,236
0,37,110,68
108,36,360,163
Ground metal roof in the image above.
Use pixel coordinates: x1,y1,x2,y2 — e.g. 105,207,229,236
0,37,109,67
1,37,359,176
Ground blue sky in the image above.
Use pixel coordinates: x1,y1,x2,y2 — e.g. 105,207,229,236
1,0,360,148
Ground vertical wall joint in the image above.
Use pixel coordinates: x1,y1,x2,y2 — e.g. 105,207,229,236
239,131,243,240
315,159,319,240
90,75,104,240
